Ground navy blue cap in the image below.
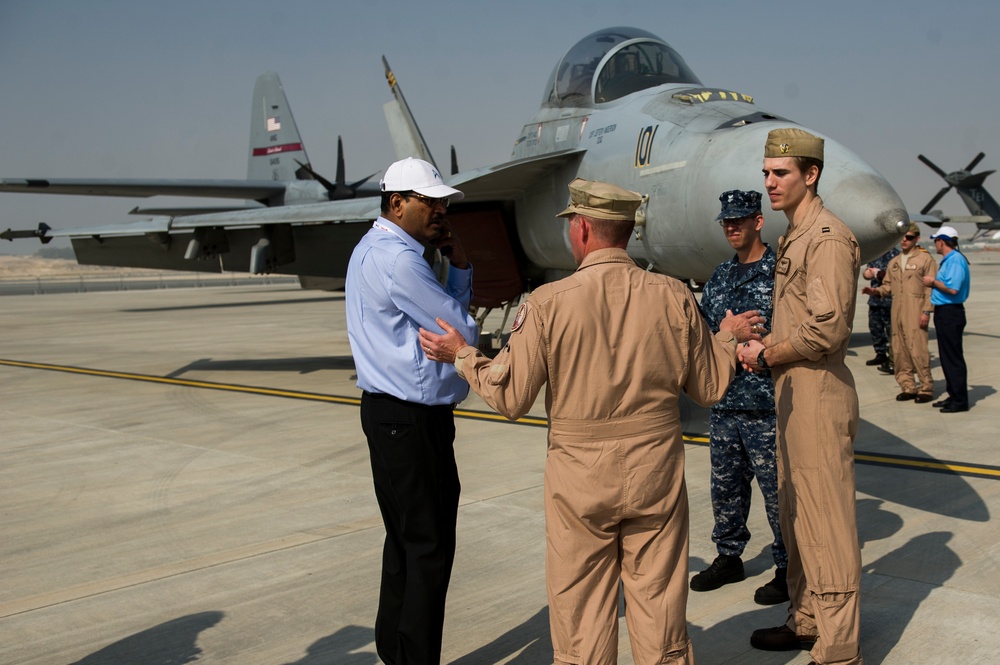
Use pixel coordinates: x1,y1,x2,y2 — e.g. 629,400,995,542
715,189,762,221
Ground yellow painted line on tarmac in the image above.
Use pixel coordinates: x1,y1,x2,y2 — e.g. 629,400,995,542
2,357,997,479
854,453,1000,480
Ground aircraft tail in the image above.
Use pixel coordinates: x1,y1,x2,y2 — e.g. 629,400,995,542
248,72,312,181
957,170,1000,220
382,57,436,167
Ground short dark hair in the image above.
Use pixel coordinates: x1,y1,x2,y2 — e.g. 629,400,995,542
937,236,959,249
794,156,823,192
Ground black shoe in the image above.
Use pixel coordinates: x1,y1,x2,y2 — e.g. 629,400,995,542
940,403,969,413
914,394,934,404
932,398,952,408
754,568,789,605
690,554,745,591
750,625,818,651
866,354,888,366
895,392,917,401
878,363,895,374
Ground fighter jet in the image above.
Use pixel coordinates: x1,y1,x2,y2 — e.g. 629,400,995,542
917,152,1000,240
3,27,906,317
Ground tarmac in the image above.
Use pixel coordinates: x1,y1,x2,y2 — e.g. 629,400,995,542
2,252,999,664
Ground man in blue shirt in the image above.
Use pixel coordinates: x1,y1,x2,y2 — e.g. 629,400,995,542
693,190,787,606
346,157,479,664
923,225,972,413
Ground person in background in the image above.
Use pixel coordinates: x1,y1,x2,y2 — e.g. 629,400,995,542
862,223,936,403
923,224,972,413
691,189,787,606
862,247,900,374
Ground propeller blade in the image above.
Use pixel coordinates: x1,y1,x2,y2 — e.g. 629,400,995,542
965,152,986,172
336,136,346,187
295,159,352,199
450,146,459,176
921,186,952,215
918,154,948,179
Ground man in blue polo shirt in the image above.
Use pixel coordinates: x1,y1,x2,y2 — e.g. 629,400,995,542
346,157,479,664
923,225,971,413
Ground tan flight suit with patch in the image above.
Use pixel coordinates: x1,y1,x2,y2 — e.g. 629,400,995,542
453,248,738,665
873,248,937,397
770,196,863,665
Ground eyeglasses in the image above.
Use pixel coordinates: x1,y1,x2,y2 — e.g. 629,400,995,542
903,234,918,241
405,191,450,209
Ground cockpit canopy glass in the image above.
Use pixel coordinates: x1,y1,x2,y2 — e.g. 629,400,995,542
542,27,701,108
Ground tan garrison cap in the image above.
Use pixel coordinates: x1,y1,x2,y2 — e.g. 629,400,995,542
905,222,921,235
556,178,643,222
764,128,825,162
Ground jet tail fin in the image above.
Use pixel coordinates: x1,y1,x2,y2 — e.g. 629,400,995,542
248,72,311,181
382,57,436,167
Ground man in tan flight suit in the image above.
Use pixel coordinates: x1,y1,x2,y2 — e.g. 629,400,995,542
862,223,937,402
419,178,763,665
740,129,864,665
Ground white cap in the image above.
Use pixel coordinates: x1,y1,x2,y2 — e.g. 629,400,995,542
930,225,959,240
379,157,464,202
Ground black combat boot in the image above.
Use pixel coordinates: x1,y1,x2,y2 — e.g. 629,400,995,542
754,567,789,605
865,353,888,366
690,554,745,591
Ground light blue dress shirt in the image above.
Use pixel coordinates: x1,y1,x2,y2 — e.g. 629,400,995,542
346,217,479,405
930,249,971,306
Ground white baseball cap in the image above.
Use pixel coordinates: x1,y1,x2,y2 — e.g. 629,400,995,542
379,157,464,202
930,225,959,240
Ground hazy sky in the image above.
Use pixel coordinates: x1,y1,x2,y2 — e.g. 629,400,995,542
2,0,998,254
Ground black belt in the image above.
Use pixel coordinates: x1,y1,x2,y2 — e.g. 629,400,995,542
362,391,457,411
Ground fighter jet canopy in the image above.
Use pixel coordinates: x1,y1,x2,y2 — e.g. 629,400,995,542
542,27,701,108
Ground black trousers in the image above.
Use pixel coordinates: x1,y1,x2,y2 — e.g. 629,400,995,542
361,391,461,665
934,304,968,408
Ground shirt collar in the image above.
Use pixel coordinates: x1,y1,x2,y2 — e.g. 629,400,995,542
373,216,425,255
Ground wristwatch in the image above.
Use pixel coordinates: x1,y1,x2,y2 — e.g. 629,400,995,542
756,349,769,369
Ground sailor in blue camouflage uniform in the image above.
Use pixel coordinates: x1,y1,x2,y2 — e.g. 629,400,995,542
692,189,788,605
863,247,900,372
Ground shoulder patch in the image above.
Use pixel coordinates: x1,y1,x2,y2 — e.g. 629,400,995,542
511,303,529,333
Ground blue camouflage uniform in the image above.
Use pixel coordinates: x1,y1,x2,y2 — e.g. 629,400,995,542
699,244,786,569
866,247,900,358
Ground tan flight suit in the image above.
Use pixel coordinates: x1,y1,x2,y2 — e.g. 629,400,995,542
769,197,863,665
873,248,937,397
453,248,738,665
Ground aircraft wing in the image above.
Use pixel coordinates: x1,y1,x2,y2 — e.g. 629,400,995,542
0,178,288,200
449,148,587,201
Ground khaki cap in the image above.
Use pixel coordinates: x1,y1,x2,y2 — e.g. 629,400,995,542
764,128,825,162
556,178,643,221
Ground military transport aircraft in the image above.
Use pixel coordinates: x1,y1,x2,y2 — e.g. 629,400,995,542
917,152,1000,240
2,27,906,320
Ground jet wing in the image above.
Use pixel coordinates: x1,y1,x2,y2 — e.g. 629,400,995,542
0,178,288,200
449,148,586,201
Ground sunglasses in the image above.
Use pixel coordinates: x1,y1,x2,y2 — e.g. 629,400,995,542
903,234,918,241
405,191,450,209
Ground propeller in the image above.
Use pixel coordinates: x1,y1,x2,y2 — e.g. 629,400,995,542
964,151,986,173
450,146,459,176
295,136,376,200
918,153,954,215
918,152,989,215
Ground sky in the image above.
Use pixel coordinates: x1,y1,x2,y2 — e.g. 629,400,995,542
2,0,999,254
